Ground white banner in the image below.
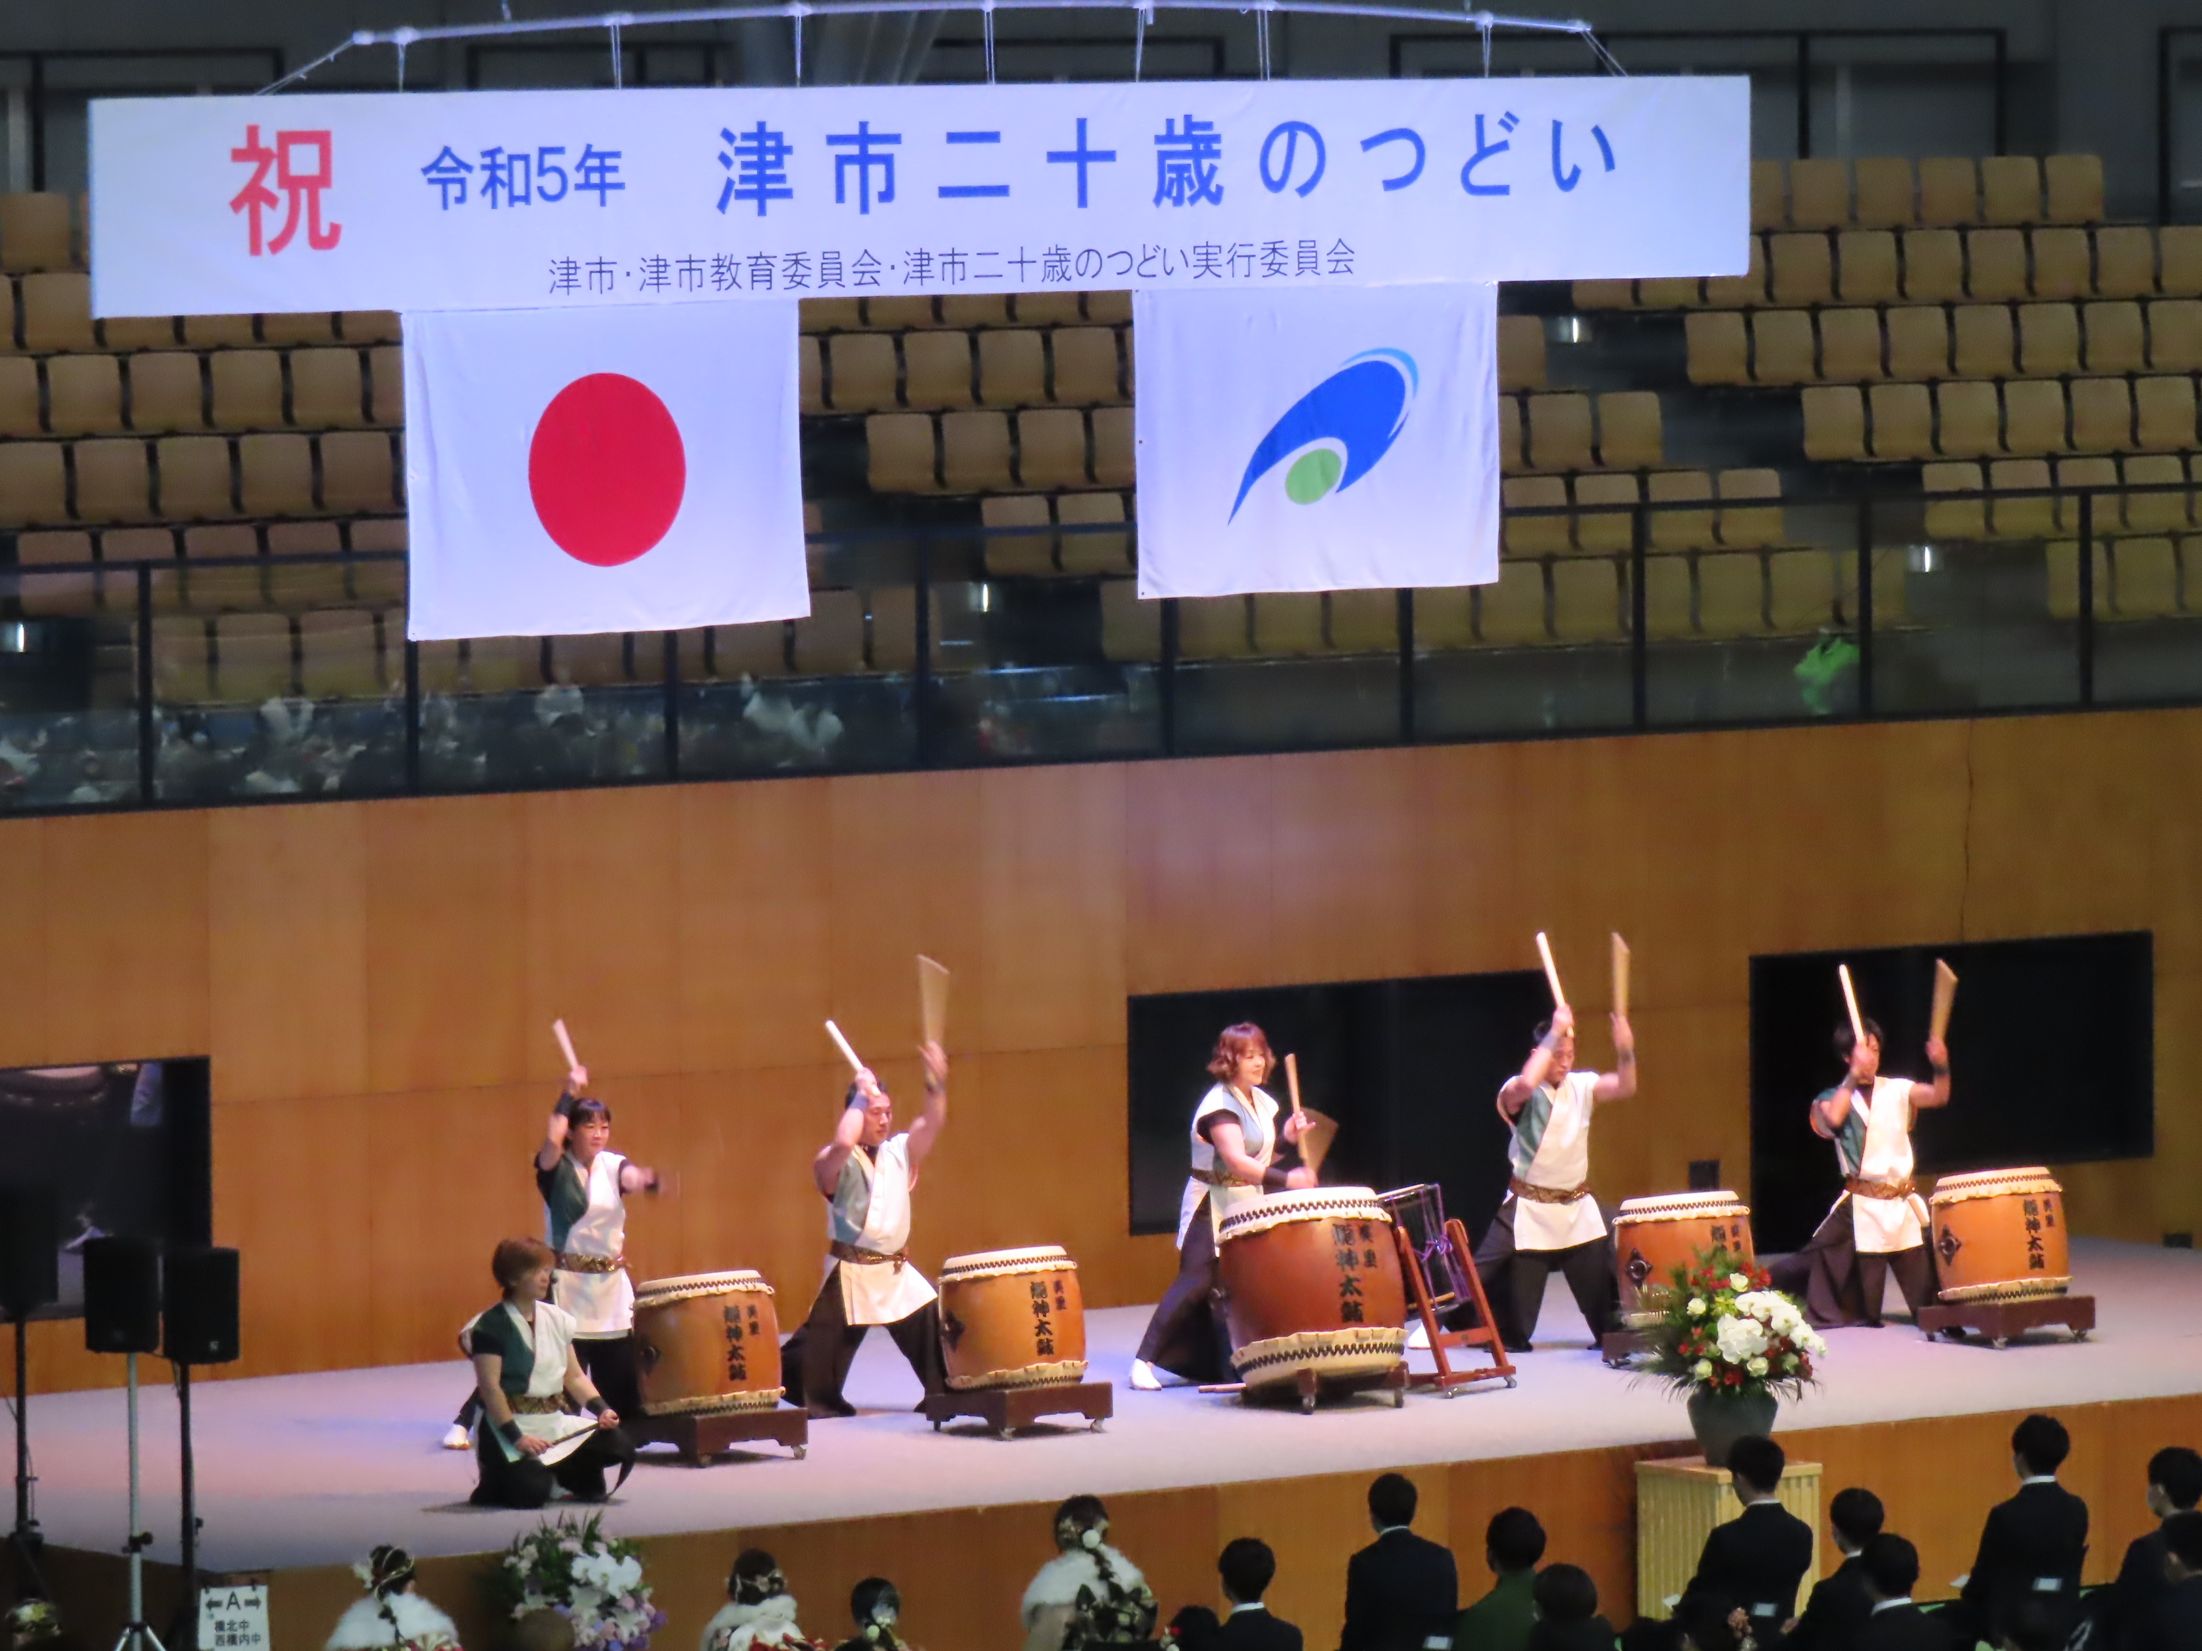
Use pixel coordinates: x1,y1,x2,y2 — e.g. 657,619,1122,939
1133,283,1498,598
404,300,807,640
90,77,1748,317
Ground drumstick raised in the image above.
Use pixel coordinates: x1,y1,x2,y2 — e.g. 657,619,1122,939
552,1019,582,1077
1838,964,1866,1048
824,1019,865,1075
1284,1052,1305,1120
917,955,950,1048
1611,933,1631,1021
1929,959,1959,1043
1535,931,1568,1009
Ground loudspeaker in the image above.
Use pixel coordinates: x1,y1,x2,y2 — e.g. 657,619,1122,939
82,1236,162,1354
0,1189,59,1320
163,1246,239,1365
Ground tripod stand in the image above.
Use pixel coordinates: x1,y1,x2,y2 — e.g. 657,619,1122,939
112,1350,166,1651
8,1308,52,1602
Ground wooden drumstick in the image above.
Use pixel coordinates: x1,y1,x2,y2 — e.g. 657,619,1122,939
1611,933,1631,1021
917,954,950,1048
1284,1052,1305,1121
824,1019,865,1075
1929,959,1959,1043
552,1019,583,1079
1838,963,1866,1048
1535,931,1568,1009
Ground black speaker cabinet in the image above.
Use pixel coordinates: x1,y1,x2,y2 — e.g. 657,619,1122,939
82,1236,162,1354
163,1245,239,1365
0,1189,59,1321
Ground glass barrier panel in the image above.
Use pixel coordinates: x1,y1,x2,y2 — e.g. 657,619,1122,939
1410,561,1635,741
0,569,142,811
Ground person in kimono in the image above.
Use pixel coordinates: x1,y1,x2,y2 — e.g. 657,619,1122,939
438,1058,659,1449
1769,1018,1950,1328
1469,1002,1637,1352
1130,1022,1313,1391
780,1041,950,1417
466,1237,635,1509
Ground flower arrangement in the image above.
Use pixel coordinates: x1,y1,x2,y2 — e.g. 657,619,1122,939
493,1512,668,1651
1638,1245,1826,1401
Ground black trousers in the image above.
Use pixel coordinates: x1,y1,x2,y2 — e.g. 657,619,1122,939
470,1422,636,1509
1767,1202,1935,1327
1468,1197,1618,1350
780,1263,947,1414
1133,1198,1234,1384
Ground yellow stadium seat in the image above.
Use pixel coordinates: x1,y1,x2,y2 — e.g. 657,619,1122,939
99,312,177,352
1836,231,1901,305
1918,158,1980,227
155,435,235,522
2122,454,2195,534
2161,227,2202,297
1819,308,1884,381
338,311,401,345
238,431,315,516
321,431,398,515
1498,315,1547,393
1050,328,1122,405
1787,159,1851,231
1951,305,2016,379
2113,537,2180,618
1086,292,1133,326
0,357,37,436
864,296,937,330
0,442,68,527
1550,558,1622,643
797,335,823,415
2057,456,2124,535
1571,279,1634,312
77,437,157,523
1980,156,2043,225
2093,228,2157,301
1648,470,1717,552
368,346,402,427
1988,459,2055,539
1802,386,1867,462
214,613,296,701
1596,393,1662,469
828,333,898,413
1503,476,1570,559
22,271,95,352
2043,539,2102,622
1499,395,1523,474
801,297,862,333
1695,552,1766,637
2148,299,2202,372
2044,155,2104,225
1252,593,1325,657
711,619,791,679
940,410,1014,492
1572,472,1640,556
939,295,1011,329
1885,307,1952,380
2082,302,2146,375
2017,304,2080,377
0,193,74,273
1868,383,1934,460
299,611,391,700
1635,277,1700,310
1413,587,1474,651
1091,408,1133,489
1100,580,1160,663
1923,461,1989,541
865,587,935,674
1013,293,1084,327
1527,395,1594,472
47,354,123,435
1178,595,1252,659
290,348,368,428
1703,240,1770,308
866,413,938,492
181,314,257,348
1475,560,1548,645
1749,311,1815,384
1057,491,1132,575
1750,161,1785,231
152,618,215,702
1014,408,1088,491
1328,589,1399,653
1769,233,1835,306
792,589,866,674
209,350,284,430
15,530,101,614
1768,551,1842,636
979,495,1056,577
2031,229,2091,302
1685,312,1749,386
260,311,336,347
1854,158,1916,229
2070,378,2134,452
1967,229,2030,302
2002,380,2069,455
127,353,206,433
1639,554,1693,640
2136,377,2199,451
1902,230,1966,303
903,330,977,410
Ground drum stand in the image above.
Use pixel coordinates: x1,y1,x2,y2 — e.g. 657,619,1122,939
1913,1292,2095,1349
921,1381,1113,1439
626,1404,808,1465
1394,1218,1517,1394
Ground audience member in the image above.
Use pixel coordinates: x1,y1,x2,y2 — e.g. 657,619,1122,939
1524,1565,1615,1651
325,1545,462,1650
2097,1443,2202,1651
1994,1599,2061,1651
1163,1606,1223,1650
833,1577,911,1651
1671,1593,1745,1651
1684,1436,1814,1635
1456,1507,1546,1651
701,1550,817,1651
4,1602,65,1651
1951,1413,2088,1646
1217,1537,1301,1651
2153,1510,2202,1651
1776,1485,1883,1651
1855,1536,1948,1651
1341,1472,1460,1651
1021,1494,1159,1650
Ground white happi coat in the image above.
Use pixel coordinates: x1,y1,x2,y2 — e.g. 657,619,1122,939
1175,1083,1280,1247
827,1132,937,1325
1501,1069,1608,1251
1824,1076,1929,1253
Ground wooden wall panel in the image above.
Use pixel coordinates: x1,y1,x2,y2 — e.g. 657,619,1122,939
13,709,2202,1386
207,805,368,1104
363,796,529,1095
42,810,208,1063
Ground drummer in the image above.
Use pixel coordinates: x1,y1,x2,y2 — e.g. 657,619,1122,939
1769,1017,1950,1328
1470,1003,1636,1352
1130,1022,1314,1391
781,1041,951,1418
535,1059,661,1421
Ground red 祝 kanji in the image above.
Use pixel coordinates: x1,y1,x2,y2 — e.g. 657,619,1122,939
229,125,342,256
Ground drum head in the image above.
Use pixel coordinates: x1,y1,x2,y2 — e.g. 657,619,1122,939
633,1269,771,1307
939,1245,1075,1280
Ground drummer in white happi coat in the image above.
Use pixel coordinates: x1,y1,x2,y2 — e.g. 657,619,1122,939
1130,1022,1314,1390
1769,1016,1950,1328
781,1041,951,1418
1470,1003,1637,1352
534,1062,662,1422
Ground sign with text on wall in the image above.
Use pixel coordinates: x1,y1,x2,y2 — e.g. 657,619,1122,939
89,76,1749,316
198,1581,271,1651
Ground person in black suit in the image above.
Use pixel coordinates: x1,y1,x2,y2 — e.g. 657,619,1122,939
1994,1599,2063,1651
1855,1536,1950,1651
1951,1413,2089,1646
2150,1511,2202,1651
1777,1486,1884,1651
1219,1537,1304,1651
1683,1436,1815,1636
1340,1473,1460,1651
2094,1443,2202,1651
1524,1565,1617,1651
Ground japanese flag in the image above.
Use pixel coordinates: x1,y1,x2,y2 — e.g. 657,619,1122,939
403,301,808,640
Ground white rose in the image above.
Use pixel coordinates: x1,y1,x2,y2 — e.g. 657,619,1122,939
1715,1316,1769,1363
1730,1273,1752,1292
1693,1359,1714,1381
1688,1298,1707,1316
1747,1356,1770,1378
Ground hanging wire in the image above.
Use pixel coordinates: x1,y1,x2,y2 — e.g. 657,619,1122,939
1131,3,1149,82
982,0,998,83
1479,17,1490,76
1583,27,1629,77
792,0,806,84
1254,2,1271,81
609,15,625,85
394,27,416,89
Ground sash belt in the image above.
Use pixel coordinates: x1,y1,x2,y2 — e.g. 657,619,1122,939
509,1394,568,1415
555,1251,624,1274
1509,1175,1589,1205
1192,1167,1263,1189
1844,1176,1917,1201
831,1240,908,1272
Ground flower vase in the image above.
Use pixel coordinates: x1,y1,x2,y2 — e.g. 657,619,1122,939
1686,1387,1778,1466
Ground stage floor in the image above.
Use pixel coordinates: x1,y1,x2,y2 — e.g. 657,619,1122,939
20,1239,2201,1573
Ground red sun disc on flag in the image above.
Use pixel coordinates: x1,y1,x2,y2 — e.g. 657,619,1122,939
528,372,687,567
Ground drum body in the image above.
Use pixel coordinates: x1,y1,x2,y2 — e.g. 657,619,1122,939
1612,1192,1757,1318
1217,1187,1408,1389
631,1270,783,1417
937,1245,1087,1391
1929,1168,2070,1303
